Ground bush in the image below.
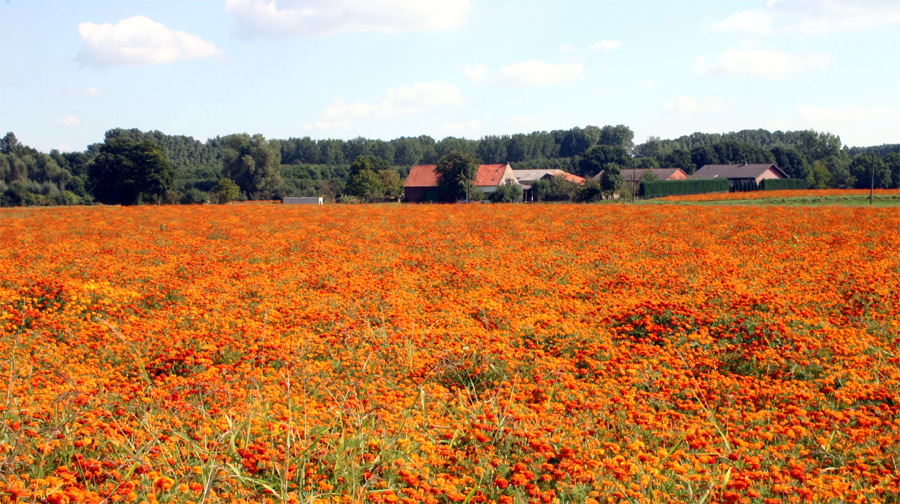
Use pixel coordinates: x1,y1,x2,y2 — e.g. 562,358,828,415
210,178,241,204
180,188,208,204
488,181,522,203
575,180,604,202
532,175,580,201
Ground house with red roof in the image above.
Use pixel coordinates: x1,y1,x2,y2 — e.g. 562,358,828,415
404,163,519,202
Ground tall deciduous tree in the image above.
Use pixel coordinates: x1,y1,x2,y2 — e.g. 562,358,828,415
579,145,633,177
222,134,282,199
436,151,480,202
379,170,404,201
599,125,635,151
664,148,694,173
883,153,900,189
89,137,173,205
1,132,21,155
599,162,624,199
346,155,391,202
850,153,891,189
770,146,809,179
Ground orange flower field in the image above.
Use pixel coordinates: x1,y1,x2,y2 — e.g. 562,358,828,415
1,204,898,504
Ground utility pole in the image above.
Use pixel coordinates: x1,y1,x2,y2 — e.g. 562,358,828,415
870,161,875,205
632,165,636,204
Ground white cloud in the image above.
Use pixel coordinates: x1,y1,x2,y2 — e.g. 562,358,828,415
304,81,467,131
589,40,623,52
53,116,82,126
506,115,541,130
78,16,223,67
64,87,103,96
559,44,574,54
709,8,778,35
710,0,900,35
226,0,472,38
662,96,735,116
465,61,584,86
770,105,896,146
694,49,829,79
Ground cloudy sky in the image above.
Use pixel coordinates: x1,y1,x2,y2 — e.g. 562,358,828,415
1,0,898,152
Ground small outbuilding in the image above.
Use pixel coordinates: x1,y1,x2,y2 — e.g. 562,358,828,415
690,163,788,189
592,167,688,184
283,196,324,205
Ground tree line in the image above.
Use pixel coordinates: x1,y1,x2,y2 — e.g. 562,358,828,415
1,126,897,206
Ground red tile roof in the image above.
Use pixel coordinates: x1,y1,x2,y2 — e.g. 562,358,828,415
404,164,439,187
474,164,511,186
561,173,586,185
405,163,512,188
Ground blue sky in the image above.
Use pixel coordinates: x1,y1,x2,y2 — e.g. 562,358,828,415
2,0,898,152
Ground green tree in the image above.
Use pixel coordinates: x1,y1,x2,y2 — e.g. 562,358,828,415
883,153,900,189
575,179,604,202
532,175,579,202
640,170,659,182
1,132,21,155
599,162,624,199
663,148,694,173
436,151,480,202
210,178,241,204
346,169,384,202
850,153,891,189
488,180,522,203
89,137,173,205
691,145,718,169
579,145,633,177
770,146,809,179
346,155,391,202
823,152,854,188
379,170,404,201
392,137,425,166
634,157,659,169
808,161,832,189
599,125,635,151
222,134,282,199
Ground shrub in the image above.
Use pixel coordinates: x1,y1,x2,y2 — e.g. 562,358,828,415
488,181,523,203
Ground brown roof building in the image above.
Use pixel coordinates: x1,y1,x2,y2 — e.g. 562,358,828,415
404,163,519,202
691,163,788,188
592,167,688,184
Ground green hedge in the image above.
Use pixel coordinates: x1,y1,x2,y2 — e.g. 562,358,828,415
731,179,761,192
640,179,729,199
760,178,807,191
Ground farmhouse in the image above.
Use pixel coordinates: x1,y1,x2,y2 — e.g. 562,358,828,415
404,163,519,202
514,169,585,201
690,163,788,189
514,169,586,187
592,167,688,184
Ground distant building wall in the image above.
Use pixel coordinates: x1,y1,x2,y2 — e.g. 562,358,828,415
283,197,323,205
